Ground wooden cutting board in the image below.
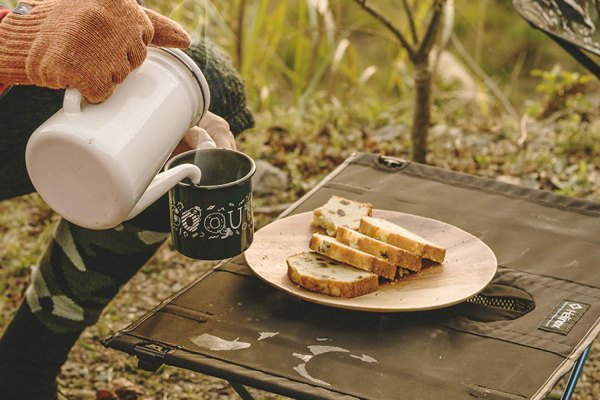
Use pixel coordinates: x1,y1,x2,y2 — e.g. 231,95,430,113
244,210,497,312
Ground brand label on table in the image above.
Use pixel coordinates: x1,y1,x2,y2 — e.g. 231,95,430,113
539,299,590,335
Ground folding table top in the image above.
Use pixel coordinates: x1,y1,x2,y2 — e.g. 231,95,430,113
103,152,600,400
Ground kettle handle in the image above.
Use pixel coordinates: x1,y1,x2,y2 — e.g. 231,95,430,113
63,88,84,114
125,164,202,221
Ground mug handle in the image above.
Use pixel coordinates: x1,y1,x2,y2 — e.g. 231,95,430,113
63,88,84,114
125,164,201,221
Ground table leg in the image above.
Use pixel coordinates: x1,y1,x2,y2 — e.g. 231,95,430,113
561,345,592,400
229,380,255,400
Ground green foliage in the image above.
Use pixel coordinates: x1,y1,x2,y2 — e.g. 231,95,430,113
515,66,599,200
555,115,600,158
453,0,586,105
527,65,594,118
148,0,435,111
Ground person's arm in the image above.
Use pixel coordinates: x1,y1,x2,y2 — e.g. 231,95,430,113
0,0,191,103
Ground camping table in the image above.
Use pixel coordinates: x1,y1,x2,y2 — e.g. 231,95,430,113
102,152,600,400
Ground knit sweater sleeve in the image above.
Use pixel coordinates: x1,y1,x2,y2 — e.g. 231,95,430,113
184,41,254,135
0,4,11,98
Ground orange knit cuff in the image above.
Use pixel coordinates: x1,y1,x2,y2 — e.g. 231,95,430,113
0,8,12,96
0,0,191,102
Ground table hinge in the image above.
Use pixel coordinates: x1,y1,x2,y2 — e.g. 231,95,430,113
133,343,172,372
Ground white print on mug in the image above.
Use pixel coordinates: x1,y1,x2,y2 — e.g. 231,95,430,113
171,194,252,239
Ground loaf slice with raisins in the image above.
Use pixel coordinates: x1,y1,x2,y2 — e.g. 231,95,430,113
359,216,446,263
287,252,379,298
335,226,423,272
312,195,373,236
309,233,397,280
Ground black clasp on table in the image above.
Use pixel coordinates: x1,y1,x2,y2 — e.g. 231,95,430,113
133,343,172,372
376,155,410,170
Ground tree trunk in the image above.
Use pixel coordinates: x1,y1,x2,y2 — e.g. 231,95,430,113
236,0,247,70
410,59,432,163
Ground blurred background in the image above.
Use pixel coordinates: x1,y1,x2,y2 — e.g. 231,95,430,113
2,0,600,398
151,0,585,110
147,0,600,203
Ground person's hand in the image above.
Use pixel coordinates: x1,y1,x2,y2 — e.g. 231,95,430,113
193,112,237,150
171,112,236,157
183,112,236,151
0,0,191,103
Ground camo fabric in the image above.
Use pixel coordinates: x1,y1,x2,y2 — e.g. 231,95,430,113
25,218,169,333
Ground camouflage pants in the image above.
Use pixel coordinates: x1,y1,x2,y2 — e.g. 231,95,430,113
25,196,172,333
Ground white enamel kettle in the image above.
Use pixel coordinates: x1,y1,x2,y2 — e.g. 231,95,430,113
25,47,210,230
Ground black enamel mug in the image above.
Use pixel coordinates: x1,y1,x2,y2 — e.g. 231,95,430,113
164,149,256,260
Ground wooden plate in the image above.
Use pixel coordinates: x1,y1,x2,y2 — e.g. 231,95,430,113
243,210,497,312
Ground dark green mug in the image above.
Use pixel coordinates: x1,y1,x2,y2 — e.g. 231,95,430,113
164,149,256,260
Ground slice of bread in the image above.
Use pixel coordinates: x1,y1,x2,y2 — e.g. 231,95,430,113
395,266,414,280
359,216,446,263
287,252,379,298
312,195,373,236
309,233,397,280
335,227,423,272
